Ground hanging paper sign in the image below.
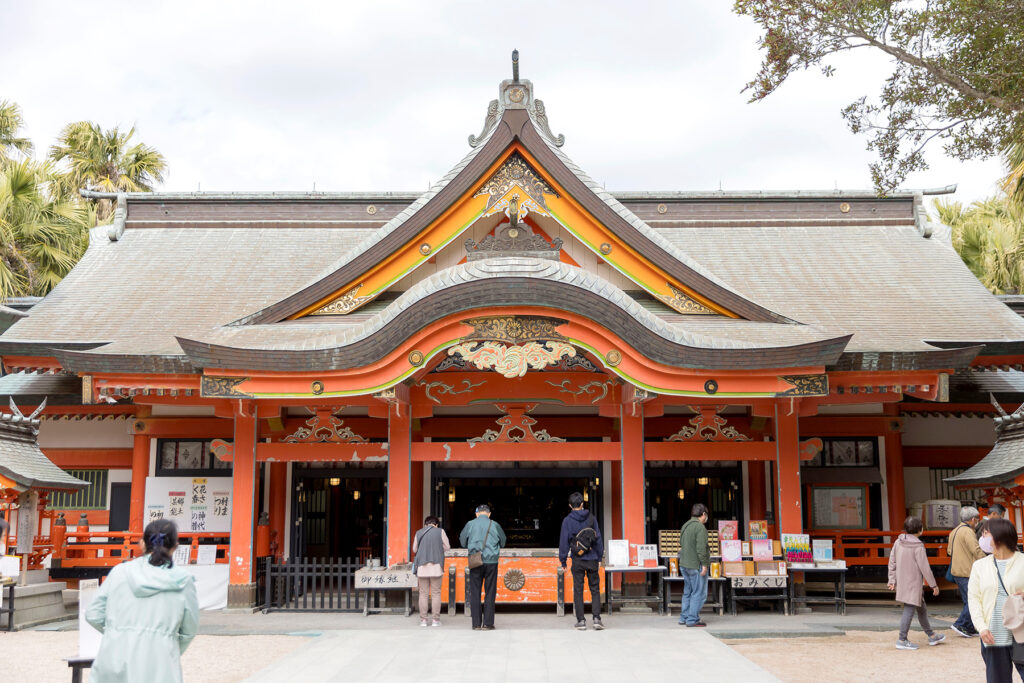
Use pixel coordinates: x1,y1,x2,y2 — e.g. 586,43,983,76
144,477,231,533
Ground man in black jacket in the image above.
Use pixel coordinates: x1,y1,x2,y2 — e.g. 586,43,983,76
559,492,604,630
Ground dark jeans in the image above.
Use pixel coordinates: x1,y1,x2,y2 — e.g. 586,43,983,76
981,643,1024,683
468,562,498,628
953,575,977,633
571,559,601,622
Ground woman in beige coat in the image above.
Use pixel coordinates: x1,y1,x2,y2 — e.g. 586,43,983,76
968,518,1024,683
888,516,944,650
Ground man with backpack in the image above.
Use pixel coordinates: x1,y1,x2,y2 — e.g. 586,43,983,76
559,492,604,630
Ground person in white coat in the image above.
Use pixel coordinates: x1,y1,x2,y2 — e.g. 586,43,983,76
969,518,1024,683
86,519,199,683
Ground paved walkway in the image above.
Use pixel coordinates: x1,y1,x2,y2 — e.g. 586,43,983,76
246,627,779,682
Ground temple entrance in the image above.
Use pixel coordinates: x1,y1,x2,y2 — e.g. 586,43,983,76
431,465,603,549
645,463,744,540
291,467,386,562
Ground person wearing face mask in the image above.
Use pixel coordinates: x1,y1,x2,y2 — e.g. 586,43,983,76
977,504,1007,550
888,516,945,650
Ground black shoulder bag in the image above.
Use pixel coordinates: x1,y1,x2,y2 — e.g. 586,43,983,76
468,519,493,569
993,555,1024,664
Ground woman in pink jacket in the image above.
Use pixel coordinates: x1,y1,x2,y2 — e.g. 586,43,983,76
888,516,946,650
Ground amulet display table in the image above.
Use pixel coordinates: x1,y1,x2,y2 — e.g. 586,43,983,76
663,574,727,617
788,566,847,615
603,565,666,615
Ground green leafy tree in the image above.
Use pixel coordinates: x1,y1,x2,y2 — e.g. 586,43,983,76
49,121,166,223
1004,142,1024,209
735,1,1024,194
0,158,90,299
0,100,33,164
936,194,1024,294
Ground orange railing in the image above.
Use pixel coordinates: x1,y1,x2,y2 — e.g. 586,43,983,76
52,531,229,569
809,529,954,567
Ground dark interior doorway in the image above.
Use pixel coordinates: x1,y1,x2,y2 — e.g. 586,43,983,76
291,468,386,561
645,465,743,540
432,467,602,549
108,483,131,533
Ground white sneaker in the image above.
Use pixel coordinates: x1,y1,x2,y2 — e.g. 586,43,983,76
896,639,918,650
420,618,428,627
431,620,441,627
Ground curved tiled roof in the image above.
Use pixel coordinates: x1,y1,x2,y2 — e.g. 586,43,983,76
172,257,850,372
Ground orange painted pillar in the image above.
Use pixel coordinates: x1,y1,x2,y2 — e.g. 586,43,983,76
620,407,645,544
128,406,151,533
773,403,803,534
268,462,287,558
387,404,412,566
228,406,257,607
884,406,906,529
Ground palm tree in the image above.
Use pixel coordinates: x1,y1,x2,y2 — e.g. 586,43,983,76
49,121,166,223
1004,142,1024,211
936,195,1024,295
0,100,33,164
0,158,90,299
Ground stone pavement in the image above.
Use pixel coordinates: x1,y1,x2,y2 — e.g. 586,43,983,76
245,626,779,682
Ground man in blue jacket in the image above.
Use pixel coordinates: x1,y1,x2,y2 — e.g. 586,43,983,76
459,504,507,630
559,492,604,630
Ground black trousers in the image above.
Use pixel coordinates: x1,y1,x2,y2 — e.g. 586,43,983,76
981,643,1024,683
468,563,498,628
571,559,601,622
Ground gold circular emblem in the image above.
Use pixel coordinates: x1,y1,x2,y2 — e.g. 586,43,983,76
133,420,147,433
408,350,425,367
599,243,612,255
366,205,377,215
839,202,851,213
419,243,432,255
311,381,325,395
508,228,519,238
503,568,526,591
657,204,668,214
606,349,622,367
509,87,525,103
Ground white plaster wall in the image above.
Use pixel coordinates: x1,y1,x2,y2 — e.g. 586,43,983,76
38,419,132,449
902,416,996,447
816,403,884,415
904,467,933,507
151,405,216,416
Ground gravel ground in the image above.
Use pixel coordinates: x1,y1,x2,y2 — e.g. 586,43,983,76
725,630,985,682
0,631,308,682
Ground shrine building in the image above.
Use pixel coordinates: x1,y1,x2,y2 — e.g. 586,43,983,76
2,57,1024,608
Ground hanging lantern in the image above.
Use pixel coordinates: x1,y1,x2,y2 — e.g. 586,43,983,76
448,488,456,503
697,477,710,486
677,489,685,500
329,477,341,487
353,490,361,500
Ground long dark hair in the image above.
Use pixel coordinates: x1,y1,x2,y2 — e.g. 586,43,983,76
144,519,178,567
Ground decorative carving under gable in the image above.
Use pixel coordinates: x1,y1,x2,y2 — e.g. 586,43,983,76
429,351,598,374
468,404,565,443
528,99,564,148
447,341,576,378
778,374,829,397
469,99,501,148
465,218,562,260
544,379,615,404
282,407,368,444
656,284,718,315
474,153,556,211
311,283,372,316
201,376,251,398
461,316,567,345
665,406,752,442
419,378,488,404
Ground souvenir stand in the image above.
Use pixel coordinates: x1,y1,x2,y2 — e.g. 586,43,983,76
659,530,726,616
787,537,847,615
603,540,666,614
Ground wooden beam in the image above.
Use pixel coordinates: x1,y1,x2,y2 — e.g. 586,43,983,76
130,417,234,438
645,441,779,461
903,446,991,468
255,442,389,463
411,441,620,462
798,416,899,437
42,448,133,469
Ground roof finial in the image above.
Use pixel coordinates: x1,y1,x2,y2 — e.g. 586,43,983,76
512,49,519,83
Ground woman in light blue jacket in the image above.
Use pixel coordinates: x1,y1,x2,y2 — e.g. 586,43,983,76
86,520,199,683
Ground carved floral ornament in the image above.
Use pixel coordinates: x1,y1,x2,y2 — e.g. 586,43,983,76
469,404,564,443
656,283,717,316
665,406,752,443
312,282,372,316
447,340,576,379
474,153,556,211
282,407,368,444
461,316,566,344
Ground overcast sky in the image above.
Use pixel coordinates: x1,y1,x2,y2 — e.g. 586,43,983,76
2,1,1006,208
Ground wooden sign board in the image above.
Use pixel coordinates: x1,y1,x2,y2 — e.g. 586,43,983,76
355,567,417,589
731,575,787,589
